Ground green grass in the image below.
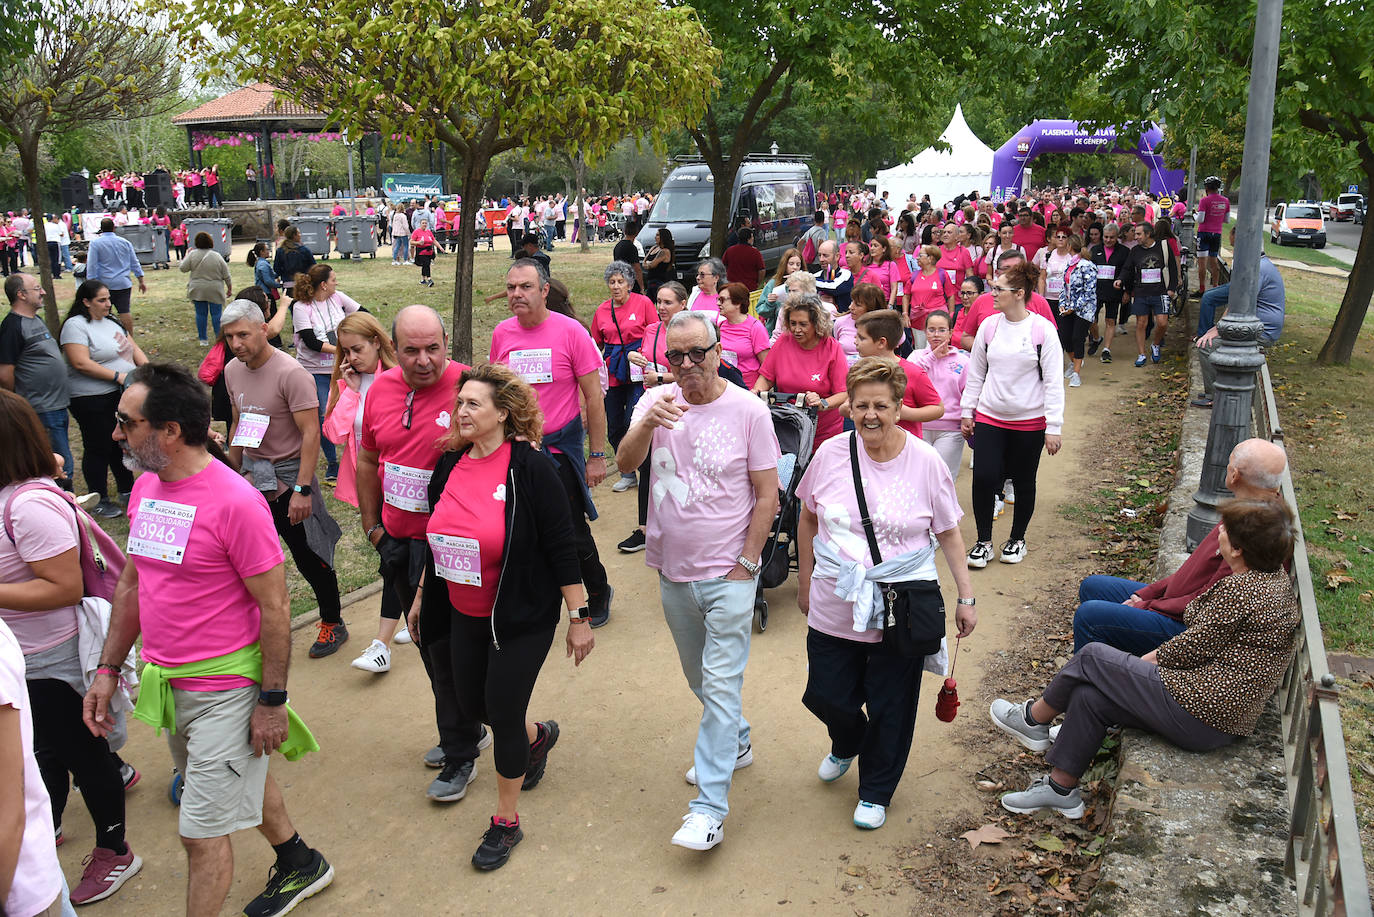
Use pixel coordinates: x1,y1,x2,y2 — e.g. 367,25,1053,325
48,239,623,616
1261,235,1352,271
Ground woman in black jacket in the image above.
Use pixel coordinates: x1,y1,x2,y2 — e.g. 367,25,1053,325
272,226,315,299
409,362,594,872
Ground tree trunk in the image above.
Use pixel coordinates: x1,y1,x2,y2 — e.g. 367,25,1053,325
18,139,59,333
576,156,590,254
708,160,740,256
449,156,489,364
1317,206,1374,364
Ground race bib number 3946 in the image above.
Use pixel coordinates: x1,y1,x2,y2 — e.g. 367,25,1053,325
127,498,197,564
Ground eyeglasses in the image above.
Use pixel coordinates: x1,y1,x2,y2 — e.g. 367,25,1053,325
114,411,148,432
958,290,977,297
990,284,1017,294
402,389,415,430
665,347,713,366
696,271,713,279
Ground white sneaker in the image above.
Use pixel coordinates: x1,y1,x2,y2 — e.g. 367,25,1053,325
685,744,753,785
1003,480,1015,504
1069,371,1082,388
610,473,637,493
994,496,1005,519
967,541,994,569
1000,540,1027,564
1064,365,1074,380
671,812,724,850
1116,323,1127,336
350,639,391,673
393,625,413,645
818,753,854,782
853,801,886,829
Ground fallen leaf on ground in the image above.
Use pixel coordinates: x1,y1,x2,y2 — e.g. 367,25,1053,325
1034,834,1066,852
960,824,1012,849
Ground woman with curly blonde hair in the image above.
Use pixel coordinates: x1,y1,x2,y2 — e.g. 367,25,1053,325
754,291,849,445
411,361,593,871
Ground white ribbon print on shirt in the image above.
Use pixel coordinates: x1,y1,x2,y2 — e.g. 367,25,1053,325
651,416,741,510
823,473,921,559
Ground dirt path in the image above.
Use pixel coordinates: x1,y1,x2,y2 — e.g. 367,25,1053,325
61,353,1153,916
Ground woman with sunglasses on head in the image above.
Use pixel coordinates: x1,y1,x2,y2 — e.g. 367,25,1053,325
754,292,851,445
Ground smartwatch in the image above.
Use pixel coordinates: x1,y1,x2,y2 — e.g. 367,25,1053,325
293,484,313,497
258,689,288,707
569,605,591,623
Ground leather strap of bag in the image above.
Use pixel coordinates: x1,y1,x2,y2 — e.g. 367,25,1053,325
848,432,883,566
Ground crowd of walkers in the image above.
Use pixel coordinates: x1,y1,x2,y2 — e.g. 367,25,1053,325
0,177,1304,917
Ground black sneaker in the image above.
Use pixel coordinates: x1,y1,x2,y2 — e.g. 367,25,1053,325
241,848,334,917
92,499,123,518
522,721,560,791
472,818,523,871
1086,335,1103,356
589,585,612,629
1100,348,1112,364
309,622,348,658
617,529,646,553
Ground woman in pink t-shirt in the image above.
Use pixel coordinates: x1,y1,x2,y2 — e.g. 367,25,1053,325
853,236,897,308
832,282,881,366
754,293,851,444
936,224,974,291
796,356,976,830
591,262,652,493
716,282,771,387
907,245,954,340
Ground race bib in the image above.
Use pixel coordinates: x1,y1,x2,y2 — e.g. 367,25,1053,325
1098,265,1116,280
383,462,433,513
1141,268,1163,284
629,362,644,382
846,351,860,365
231,412,270,448
127,499,197,565
427,533,481,586
1047,274,1065,296
944,269,958,285
508,348,553,384
721,349,739,367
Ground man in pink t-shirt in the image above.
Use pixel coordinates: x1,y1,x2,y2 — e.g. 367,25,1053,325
1193,177,1231,296
617,311,780,852
1012,206,1047,262
87,363,335,917
490,259,613,625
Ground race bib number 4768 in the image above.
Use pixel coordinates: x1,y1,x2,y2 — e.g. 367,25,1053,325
508,348,553,384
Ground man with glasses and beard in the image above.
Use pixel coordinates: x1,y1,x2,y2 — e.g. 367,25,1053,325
86,362,335,917
616,311,779,851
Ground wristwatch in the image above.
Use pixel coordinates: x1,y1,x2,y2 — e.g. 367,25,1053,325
258,689,288,707
957,597,976,606
735,554,761,576
569,605,591,623
293,484,313,496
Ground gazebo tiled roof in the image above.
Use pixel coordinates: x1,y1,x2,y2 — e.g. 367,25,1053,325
172,83,327,127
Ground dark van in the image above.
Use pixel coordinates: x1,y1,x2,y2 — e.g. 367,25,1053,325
643,155,816,283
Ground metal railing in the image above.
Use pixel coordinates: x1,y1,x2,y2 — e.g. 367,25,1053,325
1255,361,1372,916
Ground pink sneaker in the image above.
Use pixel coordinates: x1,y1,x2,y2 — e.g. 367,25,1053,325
70,845,142,904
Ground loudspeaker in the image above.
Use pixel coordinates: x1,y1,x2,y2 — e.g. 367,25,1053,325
60,174,91,211
143,171,173,209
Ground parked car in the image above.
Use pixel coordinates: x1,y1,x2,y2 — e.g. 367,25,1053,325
1356,200,1366,225
1320,201,1332,217
1332,193,1365,222
1270,201,1327,248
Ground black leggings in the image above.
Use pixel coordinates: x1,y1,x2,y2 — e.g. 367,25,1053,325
28,678,127,850
971,421,1045,543
0,247,16,275
267,488,342,624
636,455,650,526
416,252,433,279
449,614,555,779
68,390,134,498
1056,310,1091,361
553,454,608,602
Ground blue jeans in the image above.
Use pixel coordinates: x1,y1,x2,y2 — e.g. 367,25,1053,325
392,235,410,262
37,408,74,491
660,574,755,820
59,243,72,272
192,300,221,341
1072,575,1187,655
543,224,556,250
312,373,337,470
1197,284,1229,337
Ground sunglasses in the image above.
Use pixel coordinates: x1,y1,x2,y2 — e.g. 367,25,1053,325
114,411,148,432
665,347,713,366
402,389,415,430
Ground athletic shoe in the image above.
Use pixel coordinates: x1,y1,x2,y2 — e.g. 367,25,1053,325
521,721,560,791
1151,344,1161,363
1087,335,1103,356
197,339,209,347
92,500,123,518
990,698,1052,751
1100,348,1113,364
75,492,100,510
120,762,140,790
241,848,335,917
1134,354,1147,367
350,639,391,673
818,753,853,783
423,745,446,768
589,585,612,629
472,817,523,870
393,625,413,645
478,725,492,750
55,823,63,847
428,759,476,802
1115,323,1127,336
617,529,646,553
686,744,753,785
967,541,993,569
70,845,143,904
611,473,637,493
671,812,724,851
1063,365,1074,380
1069,372,1082,388
993,496,1005,519
1003,480,1015,504
853,801,886,830
1001,775,1085,819
1190,394,1214,409
1000,539,1027,564
308,621,348,658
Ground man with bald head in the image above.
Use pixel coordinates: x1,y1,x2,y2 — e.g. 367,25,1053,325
1071,437,1288,655
813,240,852,314
356,305,487,803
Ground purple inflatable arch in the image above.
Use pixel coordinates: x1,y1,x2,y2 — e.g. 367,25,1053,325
988,121,1186,203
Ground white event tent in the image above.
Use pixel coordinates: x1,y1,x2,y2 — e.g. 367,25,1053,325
873,104,995,207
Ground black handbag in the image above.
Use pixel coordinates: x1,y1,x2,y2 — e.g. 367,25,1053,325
849,433,945,658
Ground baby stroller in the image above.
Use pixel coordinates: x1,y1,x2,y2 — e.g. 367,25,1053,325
754,393,819,632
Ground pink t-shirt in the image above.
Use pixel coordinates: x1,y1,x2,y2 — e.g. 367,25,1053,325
759,334,851,444
953,291,1055,342
1197,193,1231,233
0,481,79,655
590,294,652,388
718,315,772,387
129,459,284,690
908,269,953,327
851,262,895,299
640,321,672,373
0,619,62,917
426,442,511,616
798,432,962,643
832,313,858,364
490,311,603,433
361,361,467,540
912,346,971,430
833,209,848,230
634,383,780,582
936,245,974,290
